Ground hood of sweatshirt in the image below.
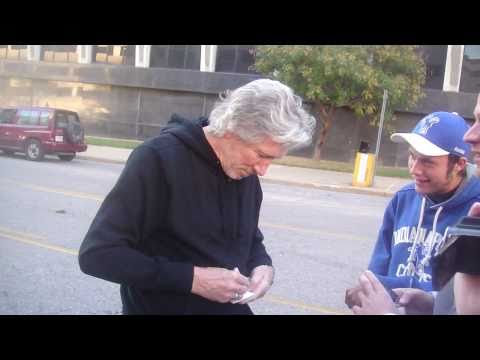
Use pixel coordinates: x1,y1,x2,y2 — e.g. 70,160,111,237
160,113,219,169
405,165,480,273
425,164,480,210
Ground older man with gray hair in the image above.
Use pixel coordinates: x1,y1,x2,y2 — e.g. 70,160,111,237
79,79,316,315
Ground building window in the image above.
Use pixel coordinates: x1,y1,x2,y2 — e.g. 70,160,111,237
215,45,257,74
417,45,448,90
460,45,480,94
93,45,135,66
41,45,78,63
150,45,201,70
0,45,28,60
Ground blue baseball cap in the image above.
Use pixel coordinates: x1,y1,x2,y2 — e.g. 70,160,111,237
391,112,471,157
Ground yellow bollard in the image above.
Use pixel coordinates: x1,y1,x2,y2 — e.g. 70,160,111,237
352,152,375,187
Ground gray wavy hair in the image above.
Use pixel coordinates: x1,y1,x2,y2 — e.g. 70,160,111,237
205,79,316,151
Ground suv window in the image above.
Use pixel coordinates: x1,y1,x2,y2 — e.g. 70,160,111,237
0,109,17,124
30,110,40,125
18,110,40,126
55,112,68,129
39,111,50,126
67,112,80,124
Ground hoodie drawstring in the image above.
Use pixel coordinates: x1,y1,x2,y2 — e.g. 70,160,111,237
407,198,426,268
405,197,426,286
419,205,444,270
406,196,444,287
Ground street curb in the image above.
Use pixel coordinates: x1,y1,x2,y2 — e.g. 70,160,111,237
259,178,395,198
78,155,394,198
77,155,127,165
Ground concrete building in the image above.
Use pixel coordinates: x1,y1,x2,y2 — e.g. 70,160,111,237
0,45,478,166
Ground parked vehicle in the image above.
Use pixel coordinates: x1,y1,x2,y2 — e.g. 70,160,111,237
0,107,87,161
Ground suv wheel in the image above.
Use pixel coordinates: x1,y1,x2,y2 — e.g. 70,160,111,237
25,139,44,161
58,154,75,161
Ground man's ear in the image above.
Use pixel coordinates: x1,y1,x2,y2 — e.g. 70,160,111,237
456,157,467,172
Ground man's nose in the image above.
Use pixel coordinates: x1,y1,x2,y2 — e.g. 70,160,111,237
409,158,422,175
254,160,272,177
464,122,480,144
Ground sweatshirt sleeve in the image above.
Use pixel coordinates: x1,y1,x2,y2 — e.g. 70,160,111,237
247,181,272,273
367,195,410,290
247,228,273,272
78,145,193,294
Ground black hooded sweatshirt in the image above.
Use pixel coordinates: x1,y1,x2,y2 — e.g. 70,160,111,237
78,115,272,314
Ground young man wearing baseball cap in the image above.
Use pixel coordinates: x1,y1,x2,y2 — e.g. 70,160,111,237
346,111,480,314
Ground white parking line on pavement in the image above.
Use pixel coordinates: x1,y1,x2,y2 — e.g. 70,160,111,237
2,179,371,243
0,226,78,256
0,224,347,315
1,179,358,315
0,179,104,202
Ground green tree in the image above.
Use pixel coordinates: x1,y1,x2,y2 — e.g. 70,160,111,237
254,45,426,159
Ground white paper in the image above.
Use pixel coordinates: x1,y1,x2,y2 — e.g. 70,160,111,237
231,291,255,304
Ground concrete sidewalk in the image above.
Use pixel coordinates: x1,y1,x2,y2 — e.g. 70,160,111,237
78,145,411,197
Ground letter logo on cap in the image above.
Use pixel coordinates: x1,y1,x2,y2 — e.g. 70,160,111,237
418,115,440,135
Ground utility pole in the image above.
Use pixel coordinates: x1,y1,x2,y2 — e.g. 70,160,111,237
373,89,388,184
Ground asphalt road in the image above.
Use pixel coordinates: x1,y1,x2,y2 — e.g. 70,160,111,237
0,153,390,314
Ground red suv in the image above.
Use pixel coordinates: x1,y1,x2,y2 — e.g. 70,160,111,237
0,107,87,161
